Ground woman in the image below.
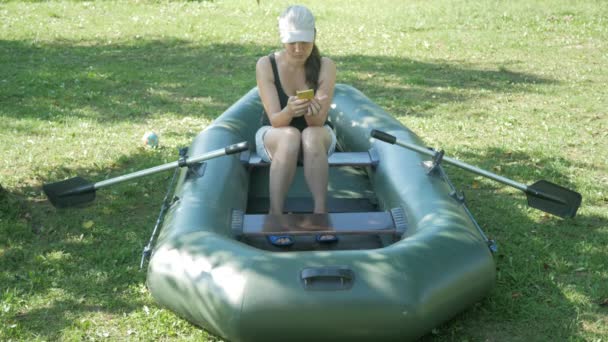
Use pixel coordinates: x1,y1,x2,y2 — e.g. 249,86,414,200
255,5,337,247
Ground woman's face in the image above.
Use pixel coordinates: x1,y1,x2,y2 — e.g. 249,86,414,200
284,41,314,61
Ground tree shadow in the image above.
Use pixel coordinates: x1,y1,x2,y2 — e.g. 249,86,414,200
0,148,183,340
336,54,556,117
2,38,594,340
418,146,607,341
1,39,557,128
3,143,604,340
0,39,267,124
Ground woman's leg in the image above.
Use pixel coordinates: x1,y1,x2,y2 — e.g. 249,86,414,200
301,126,331,214
263,127,301,215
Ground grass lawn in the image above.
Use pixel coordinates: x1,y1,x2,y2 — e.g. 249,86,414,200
1,0,607,340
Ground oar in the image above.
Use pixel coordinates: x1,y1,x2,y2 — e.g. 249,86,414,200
43,142,249,208
371,130,581,218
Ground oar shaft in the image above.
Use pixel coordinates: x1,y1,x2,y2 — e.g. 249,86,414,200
94,160,182,190
371,129,581,218
93,144,243,190
392,139,528,192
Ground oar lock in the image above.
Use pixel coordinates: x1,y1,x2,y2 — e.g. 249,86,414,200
421,147,445,175
178,147,206,179
177,147,189,167
422,148,467,203
449,189,465,203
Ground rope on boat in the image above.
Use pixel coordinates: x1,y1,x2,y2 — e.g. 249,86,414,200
439,166,498,253
425,150,498,253
139,148,186,269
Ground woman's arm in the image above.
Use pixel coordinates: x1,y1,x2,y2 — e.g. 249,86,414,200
256,56,308,127
305,57,337,127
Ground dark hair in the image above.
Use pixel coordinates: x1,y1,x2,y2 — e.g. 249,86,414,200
305,43,321,90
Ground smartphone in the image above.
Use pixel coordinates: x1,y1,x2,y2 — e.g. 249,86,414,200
296,89,314,100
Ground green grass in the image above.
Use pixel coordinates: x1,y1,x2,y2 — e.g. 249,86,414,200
1,0,607,340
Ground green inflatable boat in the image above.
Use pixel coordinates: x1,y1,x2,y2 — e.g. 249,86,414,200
146,84,496,341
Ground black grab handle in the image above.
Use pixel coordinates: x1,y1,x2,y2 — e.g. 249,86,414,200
371,129,396,144
225,141,249,155
300,266,355,291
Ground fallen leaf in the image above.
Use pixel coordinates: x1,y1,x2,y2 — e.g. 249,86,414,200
472,180,480,189
82,220,94,229
511,292,522,298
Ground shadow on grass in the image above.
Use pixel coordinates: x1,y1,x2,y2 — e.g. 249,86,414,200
2,38,600,340
0,149,180,339
1,126,606,341
337,54,556,117
419,147,607,341
1,38,556,128
0,39,265,125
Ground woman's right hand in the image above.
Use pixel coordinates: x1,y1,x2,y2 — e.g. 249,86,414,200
286,96,310,117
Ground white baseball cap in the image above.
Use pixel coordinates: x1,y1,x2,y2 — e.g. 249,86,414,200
278,5,315,44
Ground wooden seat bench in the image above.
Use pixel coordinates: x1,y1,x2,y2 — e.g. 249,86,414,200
232,208,407,240
240,148,380,168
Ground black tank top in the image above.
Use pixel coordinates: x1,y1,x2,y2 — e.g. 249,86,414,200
264,53,308,131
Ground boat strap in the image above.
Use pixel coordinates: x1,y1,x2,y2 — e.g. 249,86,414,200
231,208,407,240
139,148,186,269
240,148,380,168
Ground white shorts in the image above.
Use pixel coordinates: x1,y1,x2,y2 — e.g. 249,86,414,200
255,125,337,162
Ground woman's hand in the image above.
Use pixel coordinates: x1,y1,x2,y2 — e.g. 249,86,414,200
286,96,310,117
306,95,328,116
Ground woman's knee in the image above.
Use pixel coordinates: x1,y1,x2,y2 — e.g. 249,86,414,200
301,127,329,153
267,127,301,156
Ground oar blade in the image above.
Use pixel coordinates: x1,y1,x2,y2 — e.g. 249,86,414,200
43,177,96,208
527,180,582,218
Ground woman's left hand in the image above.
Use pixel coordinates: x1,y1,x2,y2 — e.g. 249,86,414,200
307,95,328,116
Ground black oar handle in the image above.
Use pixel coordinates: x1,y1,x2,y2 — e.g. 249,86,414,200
225,141,249,155
371,129,396,144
